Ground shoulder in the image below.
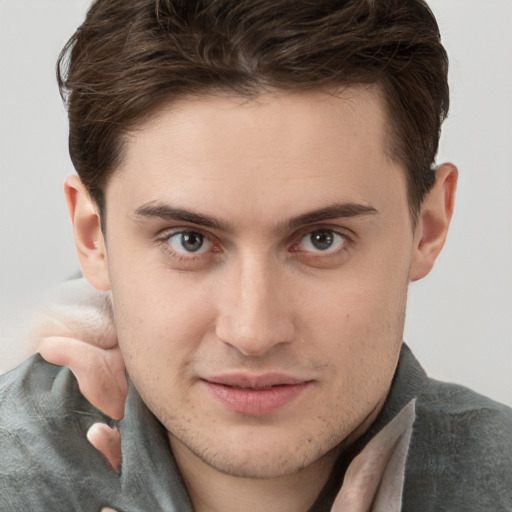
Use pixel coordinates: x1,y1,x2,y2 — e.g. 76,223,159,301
0,353,108,434
403,376,512,511
0,355,117,510
2,352,76,405
414,377,512,463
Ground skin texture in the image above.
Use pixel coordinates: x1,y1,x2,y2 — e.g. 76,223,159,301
65,87,457,512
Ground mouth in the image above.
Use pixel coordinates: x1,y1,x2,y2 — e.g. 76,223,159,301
202,373,312,416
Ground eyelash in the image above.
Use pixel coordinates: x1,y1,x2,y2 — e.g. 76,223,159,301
157,226,353,266
158,229,219,264
291,228,349,255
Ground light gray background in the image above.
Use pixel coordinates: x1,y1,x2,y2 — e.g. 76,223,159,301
1,1,511,406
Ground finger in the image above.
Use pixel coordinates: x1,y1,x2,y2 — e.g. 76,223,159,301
38,336,127,419
30,310,118,350
87,423,122,473
29,277,117,350
37,336,128,394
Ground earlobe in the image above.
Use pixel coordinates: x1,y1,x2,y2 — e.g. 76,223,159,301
64,175,110,291
409,163,458,282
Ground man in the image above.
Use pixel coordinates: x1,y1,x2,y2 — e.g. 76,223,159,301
1,0,511,511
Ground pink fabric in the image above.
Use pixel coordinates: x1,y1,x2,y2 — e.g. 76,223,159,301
331,400,415,512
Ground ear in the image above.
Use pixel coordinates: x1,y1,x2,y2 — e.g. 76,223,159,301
409,163,458,282
64,175,110,291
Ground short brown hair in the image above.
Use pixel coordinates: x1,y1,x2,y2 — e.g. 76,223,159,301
58,0,449,220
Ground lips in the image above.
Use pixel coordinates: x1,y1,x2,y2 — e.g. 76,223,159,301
203,373,311,416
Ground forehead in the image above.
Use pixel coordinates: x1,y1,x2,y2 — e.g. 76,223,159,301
108,87,407,227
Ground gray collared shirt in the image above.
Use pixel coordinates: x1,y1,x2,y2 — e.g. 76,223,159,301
1,345,511,511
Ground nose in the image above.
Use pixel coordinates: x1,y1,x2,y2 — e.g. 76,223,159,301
215,258,295,357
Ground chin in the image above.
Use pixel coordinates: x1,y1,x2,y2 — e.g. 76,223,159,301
174,425,336,479
200,449,321,479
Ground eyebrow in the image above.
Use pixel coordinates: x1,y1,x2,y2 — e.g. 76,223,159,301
134,202,228,230
133,201,378,232
285,203,378,230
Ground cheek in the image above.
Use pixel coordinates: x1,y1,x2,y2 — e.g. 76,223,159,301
302,256,409,341
108,270,221,422
297,246,410,385
107,257,219,374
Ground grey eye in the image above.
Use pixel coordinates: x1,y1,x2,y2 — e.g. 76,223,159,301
300,229,345,252
168,232,209,253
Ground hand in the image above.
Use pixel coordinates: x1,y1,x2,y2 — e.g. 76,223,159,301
38,336,127,420
31,278,126,471
39,336,125,472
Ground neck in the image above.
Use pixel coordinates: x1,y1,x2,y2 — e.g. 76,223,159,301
169,436,336,512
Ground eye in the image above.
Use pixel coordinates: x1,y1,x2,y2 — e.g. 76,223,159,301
298,229,346,253
167,231,211,254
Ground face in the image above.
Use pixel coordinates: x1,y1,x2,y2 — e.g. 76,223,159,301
99,88,416,479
